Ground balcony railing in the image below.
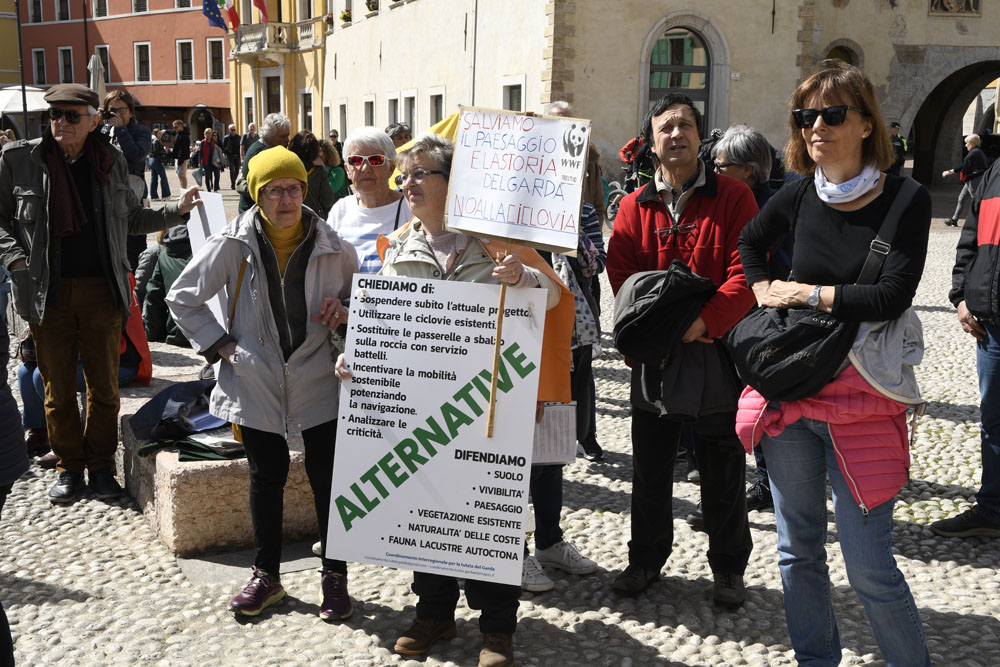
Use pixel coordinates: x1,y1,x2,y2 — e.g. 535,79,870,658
230,19,327,58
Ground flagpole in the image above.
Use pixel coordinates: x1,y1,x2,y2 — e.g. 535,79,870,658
13,0,28,137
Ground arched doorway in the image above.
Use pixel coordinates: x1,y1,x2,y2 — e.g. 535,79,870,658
638,11,730,137
884,48,1000,184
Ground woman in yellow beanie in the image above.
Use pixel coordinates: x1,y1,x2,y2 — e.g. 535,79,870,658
166,145,359,621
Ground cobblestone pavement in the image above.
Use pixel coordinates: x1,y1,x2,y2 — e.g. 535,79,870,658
2,173,999,665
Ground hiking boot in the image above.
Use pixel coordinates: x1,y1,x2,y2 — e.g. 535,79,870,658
930,506,1000,538
88,469,123,499
746,481,774,512
687,503,705,532
319,570,352,621
576,439,604,462
712,572,745,609
48,471,85,504
521,555,554,592
479,632,514,667
394,617,457,655
229,567,285,616
535,540,598,575
612,564,659,596
25,428,49,457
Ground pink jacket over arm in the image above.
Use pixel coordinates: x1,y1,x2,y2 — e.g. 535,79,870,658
735,366,911,512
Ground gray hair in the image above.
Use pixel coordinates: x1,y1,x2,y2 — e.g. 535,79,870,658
399,133,453,176
712,124,772,187
260,113,290,141
344,126,397,163
966,133,981,147
546,101,572,116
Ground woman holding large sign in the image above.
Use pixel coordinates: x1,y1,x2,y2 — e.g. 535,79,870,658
167,147,358,621
338,133,561,667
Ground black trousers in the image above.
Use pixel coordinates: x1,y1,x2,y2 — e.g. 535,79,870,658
227,156,241,189
628,408,752,575
412,572,520,634
241,420,346,576
570,344,595,445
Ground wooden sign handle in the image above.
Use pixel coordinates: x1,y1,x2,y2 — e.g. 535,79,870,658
486,240,513,438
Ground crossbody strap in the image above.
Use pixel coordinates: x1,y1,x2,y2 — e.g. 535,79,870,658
227,257,249,333
855,176,920,285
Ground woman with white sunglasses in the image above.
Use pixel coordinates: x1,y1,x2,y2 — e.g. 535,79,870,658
326,126,411,273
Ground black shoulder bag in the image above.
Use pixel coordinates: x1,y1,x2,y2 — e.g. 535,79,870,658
725,177,920,402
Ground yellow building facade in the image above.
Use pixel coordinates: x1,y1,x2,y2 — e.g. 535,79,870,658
228,0,329,135
0,0,21,85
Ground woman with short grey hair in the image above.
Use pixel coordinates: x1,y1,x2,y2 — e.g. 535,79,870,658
942,132,989,227
711,124,772,203
327,126,410,273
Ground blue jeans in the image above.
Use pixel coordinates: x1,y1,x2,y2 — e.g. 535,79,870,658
148,157,170,199
761,418,929,666
529,465,564,551
17,362,139,430
976,323,1000,521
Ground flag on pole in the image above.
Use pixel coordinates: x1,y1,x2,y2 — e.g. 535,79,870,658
219,0,240,31
203,0,227,30
253,0,269,23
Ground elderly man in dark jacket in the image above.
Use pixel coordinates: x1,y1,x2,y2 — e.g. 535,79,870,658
0,84,199,504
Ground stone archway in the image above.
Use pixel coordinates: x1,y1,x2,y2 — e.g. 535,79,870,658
637,10,731,136
883,46,1000,183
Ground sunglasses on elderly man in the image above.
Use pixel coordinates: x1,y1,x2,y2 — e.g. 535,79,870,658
48,107,90,124
791,105,867,129
346,154,387,168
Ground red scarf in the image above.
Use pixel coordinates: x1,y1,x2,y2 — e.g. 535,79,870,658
43,129,115,237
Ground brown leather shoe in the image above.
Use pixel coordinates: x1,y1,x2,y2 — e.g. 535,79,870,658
479,633,514,667
36,451,59,469
394,617,457,655
25,428,49,457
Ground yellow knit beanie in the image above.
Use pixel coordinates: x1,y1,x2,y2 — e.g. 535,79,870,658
246,146,309,204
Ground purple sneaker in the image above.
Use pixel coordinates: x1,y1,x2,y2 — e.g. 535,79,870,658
229,567,285,616
319,570,353,621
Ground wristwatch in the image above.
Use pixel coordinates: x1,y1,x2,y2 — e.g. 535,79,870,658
807,285,822,309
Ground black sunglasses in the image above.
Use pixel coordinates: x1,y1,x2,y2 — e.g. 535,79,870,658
48,107,89,124
791,105,867,129
713,161,741,172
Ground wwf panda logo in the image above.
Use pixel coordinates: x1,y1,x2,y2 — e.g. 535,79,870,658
562,123,587,158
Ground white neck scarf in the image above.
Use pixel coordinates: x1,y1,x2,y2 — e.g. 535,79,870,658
813,164,881,204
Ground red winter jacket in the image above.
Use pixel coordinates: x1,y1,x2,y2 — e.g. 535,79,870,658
735,365,910,512
607,167,758,338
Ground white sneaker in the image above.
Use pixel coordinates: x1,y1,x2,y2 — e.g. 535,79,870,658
521,555,554,592
312,541,322,557
535,541,598,575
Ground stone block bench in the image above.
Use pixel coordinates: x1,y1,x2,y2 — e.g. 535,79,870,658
120,415,318,557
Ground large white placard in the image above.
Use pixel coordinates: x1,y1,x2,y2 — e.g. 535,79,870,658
327,275,546,586
447,107,590,255
185,191,228,324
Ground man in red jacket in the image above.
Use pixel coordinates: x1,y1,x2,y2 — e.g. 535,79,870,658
606,94,758,607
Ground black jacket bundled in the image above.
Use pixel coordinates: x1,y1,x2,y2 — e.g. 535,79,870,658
613,260,740,419
951,160,1000,323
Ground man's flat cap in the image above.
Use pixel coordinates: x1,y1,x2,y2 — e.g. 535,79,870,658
44,84,100,109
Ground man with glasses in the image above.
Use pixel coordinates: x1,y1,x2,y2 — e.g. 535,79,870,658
0,84,200,504
605,93,758,607
328,129,342,160
222,124,243,190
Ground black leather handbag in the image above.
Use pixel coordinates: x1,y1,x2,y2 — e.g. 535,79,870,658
725,177,920,402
